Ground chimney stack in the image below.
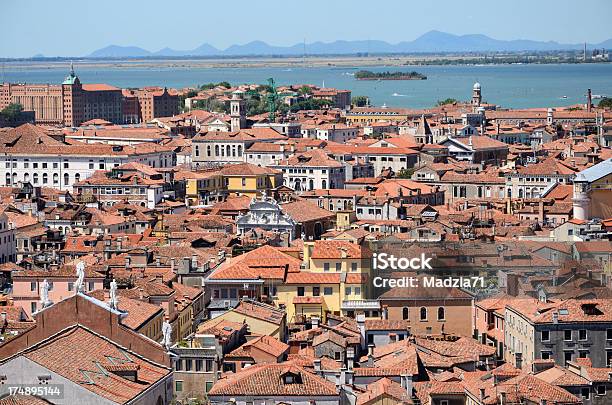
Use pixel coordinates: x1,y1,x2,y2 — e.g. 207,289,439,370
356,313,366,350
346,346,355,370
401,374,413,398
313,359,322,375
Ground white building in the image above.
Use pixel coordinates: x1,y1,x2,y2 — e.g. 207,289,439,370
315,124,359,143
1,124,175,191
0,209,16,264
270,149,345,191
192,128,286,166
252,122,302,138
325,145,419,177
506,158,576,200
244,142,295,167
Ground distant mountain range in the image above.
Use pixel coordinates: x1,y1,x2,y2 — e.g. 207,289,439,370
86,31,612,58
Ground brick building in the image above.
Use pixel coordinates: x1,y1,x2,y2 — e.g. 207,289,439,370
1,66,179,126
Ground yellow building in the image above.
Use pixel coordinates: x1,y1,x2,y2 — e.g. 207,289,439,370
205,241,372,325
180,170,225,206
220,162,283,198
343,107,426,125
275,240,372,323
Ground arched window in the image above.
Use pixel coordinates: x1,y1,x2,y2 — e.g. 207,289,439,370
226,145,231,157
75,173,80,183
33,173,39,184
207,145,211,156
42,173,48,184
420,307,427,321
5,173,10,185
214,145,219,156
24,173,30,182
402,307,409,320
63,173,70,186
322,180,327,189
437,307,445,320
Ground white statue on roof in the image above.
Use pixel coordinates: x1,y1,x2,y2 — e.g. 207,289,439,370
40,279,51,308
109,278,118,310
161,319,172,349
75,261,85,293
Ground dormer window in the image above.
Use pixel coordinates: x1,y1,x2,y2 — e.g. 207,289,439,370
282,371,302,385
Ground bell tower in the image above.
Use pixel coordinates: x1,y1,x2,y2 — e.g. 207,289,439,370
230,90,246,132
472,82,482,109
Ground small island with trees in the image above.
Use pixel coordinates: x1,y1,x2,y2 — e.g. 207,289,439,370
354,70,427,80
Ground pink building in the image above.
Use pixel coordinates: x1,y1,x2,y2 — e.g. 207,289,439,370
11,265,105,315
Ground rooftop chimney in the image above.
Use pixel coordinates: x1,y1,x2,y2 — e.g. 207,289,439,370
313,359,322,375
356,313,366,350
367,344,375,367
346,346,355,370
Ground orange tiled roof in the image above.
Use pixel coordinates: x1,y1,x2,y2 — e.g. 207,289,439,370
21,326,170,404
208,362,337,397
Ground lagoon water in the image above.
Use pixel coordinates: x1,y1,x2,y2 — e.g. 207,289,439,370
3,62,612,109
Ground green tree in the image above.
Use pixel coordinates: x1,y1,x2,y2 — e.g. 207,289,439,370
199,81,231,90
0,103,23,122
436,98,458,106
598,97,612,108
179,91,199,110
352,95,369,107
208,99,229,113
396,168,415,179
298,85,313,95
289,98,331,113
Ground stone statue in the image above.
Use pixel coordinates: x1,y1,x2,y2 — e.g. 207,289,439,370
161,320,172,349
75,261,85,293
40,279,51,308
109,278,118,310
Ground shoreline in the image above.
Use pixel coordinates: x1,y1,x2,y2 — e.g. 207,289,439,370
1,56,610,71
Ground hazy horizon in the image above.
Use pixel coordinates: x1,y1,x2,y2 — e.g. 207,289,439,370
3,0,612,58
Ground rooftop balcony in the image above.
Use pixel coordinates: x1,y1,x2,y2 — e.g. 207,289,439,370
341,299,380,310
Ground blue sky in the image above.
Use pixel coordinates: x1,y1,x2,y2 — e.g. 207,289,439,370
2,0,612,57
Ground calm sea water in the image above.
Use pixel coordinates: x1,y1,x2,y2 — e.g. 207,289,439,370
3,62,612,109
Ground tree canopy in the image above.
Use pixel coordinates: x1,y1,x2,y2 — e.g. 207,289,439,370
598,97,612,109
436,98,458,106
0,103,24,124
352,95,369,107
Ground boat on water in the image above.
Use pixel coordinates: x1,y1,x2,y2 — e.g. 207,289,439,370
560,95,568,99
